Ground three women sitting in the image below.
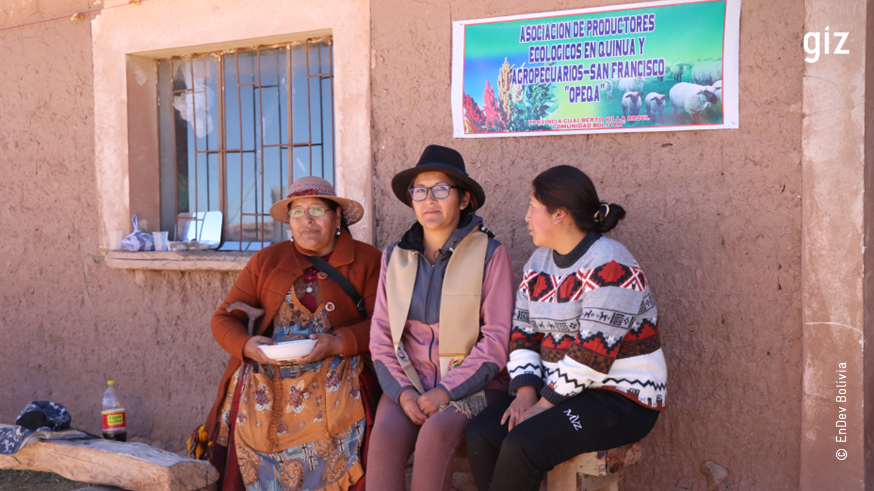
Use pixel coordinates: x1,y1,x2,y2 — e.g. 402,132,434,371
207,145,666,491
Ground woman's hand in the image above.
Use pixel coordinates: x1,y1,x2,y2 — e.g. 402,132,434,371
297,333,343,363
242,336,280,365
417,388,450,417
399,389,428,425
518,396,555,426
501,386,539,431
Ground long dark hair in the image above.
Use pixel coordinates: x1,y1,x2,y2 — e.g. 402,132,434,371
324,199,352,233
532,165,625,233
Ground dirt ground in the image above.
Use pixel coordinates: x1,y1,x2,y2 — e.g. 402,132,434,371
0,470,85,491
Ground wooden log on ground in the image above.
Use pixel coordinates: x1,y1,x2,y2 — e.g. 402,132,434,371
0,434,218,491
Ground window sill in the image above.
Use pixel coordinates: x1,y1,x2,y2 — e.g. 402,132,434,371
105,250,255,271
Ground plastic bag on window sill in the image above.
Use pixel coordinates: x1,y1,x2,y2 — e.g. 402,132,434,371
120,214,155,252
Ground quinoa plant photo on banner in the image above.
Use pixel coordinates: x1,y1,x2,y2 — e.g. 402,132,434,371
451,0,741,137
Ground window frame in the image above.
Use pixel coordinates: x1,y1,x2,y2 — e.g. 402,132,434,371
90,1,372,271
156,38,337,252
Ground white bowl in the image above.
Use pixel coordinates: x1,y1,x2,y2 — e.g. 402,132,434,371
258,339,318,361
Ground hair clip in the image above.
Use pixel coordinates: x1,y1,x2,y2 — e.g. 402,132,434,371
594,203,610,222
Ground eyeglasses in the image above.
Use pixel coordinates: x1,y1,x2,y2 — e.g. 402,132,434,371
289,207,329,219
409,185,457,202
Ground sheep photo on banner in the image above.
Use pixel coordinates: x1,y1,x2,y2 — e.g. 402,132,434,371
450,0,740,138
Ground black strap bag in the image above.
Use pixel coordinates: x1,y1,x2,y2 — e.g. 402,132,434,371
303,255,367,321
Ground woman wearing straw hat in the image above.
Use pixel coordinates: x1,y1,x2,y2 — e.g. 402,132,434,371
204,176,382,491
366,145,515,491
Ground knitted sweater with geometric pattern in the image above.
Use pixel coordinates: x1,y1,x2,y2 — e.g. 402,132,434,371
508,232,667,410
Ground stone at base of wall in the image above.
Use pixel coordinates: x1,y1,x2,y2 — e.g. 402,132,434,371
701,461,730,491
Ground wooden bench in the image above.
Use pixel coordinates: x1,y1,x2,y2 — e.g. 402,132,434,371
451,439,642,491
0,429,218,491
545,441,642,491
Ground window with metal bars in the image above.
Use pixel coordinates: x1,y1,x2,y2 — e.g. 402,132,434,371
157,38,335,251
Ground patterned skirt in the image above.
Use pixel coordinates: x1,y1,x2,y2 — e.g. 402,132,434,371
233,355,366,491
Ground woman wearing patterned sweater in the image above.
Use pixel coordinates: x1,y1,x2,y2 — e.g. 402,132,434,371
465,166,667,491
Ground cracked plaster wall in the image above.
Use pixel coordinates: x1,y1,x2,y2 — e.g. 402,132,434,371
369,0,803,489
0,0,806,486
0,1,236,451
1,0,371,455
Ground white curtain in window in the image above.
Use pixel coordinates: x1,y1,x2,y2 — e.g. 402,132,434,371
173,61,216,139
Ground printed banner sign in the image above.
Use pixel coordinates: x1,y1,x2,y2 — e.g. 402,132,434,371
451,0,740,138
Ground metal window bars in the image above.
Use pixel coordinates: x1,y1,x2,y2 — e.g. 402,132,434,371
157,38,335,251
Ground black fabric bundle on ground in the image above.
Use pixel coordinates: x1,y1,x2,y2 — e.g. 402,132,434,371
0,401,96,455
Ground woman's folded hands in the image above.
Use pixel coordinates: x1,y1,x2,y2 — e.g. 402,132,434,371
398,387,452,424
417,387,450,417
399,389,428,425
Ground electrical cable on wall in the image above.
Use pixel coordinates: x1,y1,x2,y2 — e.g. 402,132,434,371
81,254,105,298
0,0,148,33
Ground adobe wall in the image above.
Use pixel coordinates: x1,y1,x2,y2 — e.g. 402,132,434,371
0,2,235,449
369,0,803,489
0,0,806,487
800,0,872,488
0,0,373,455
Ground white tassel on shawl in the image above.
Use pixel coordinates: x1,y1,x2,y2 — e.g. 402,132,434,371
439,390,488,419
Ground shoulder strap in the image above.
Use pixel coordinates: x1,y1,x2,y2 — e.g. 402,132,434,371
436,229,491,418
304,255,367,321
385,248,427,394
438,229,489,373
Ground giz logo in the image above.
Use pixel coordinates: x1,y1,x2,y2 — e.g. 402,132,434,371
564,409,582,430
804,26,850,63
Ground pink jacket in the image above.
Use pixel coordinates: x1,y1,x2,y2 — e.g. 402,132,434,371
369,215,515,402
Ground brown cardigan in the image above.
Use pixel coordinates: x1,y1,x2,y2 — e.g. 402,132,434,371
204,230,382,441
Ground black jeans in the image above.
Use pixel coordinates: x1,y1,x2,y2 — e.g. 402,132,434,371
465,389,659,491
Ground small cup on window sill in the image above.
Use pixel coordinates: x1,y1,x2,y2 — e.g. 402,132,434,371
153,231,169,251
108,231,124,251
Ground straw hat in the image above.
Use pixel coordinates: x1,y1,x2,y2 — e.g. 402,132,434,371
269,176,364,225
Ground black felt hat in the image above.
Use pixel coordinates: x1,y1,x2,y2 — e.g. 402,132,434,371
391,145,486,211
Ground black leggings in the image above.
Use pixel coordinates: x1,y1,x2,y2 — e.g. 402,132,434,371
465,389,659,491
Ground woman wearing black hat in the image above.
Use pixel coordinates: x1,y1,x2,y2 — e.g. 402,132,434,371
366,145,516,491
